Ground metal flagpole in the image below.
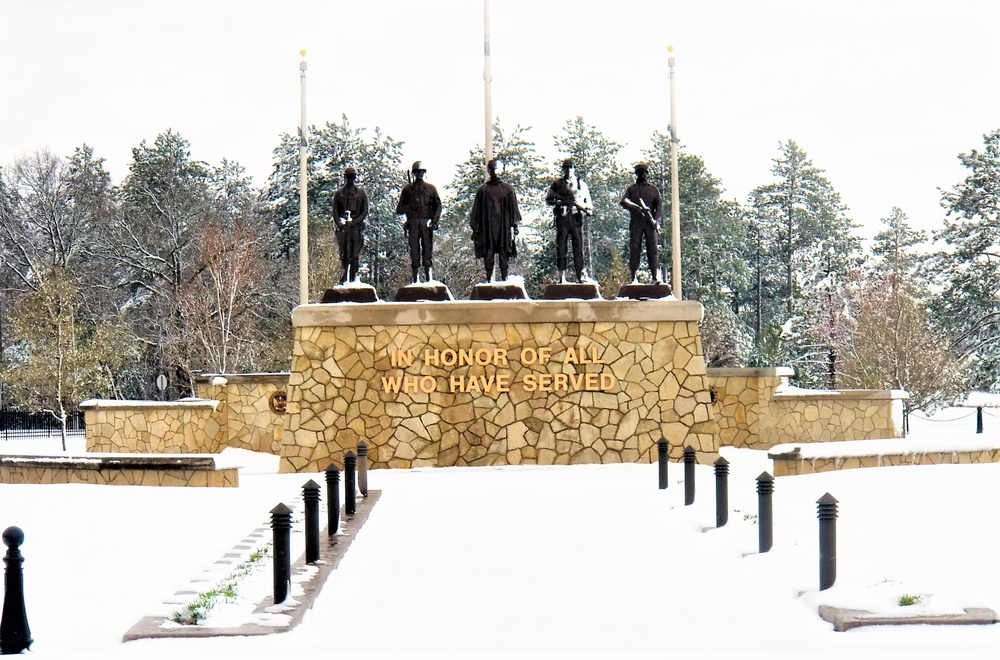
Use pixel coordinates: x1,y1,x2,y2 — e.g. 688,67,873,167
483,0,493,167
298,50,309,306
668,45,681,299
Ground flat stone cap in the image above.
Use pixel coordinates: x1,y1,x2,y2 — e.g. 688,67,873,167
292,299,704,328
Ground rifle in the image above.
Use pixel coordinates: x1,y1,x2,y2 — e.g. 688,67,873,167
623,197,659,231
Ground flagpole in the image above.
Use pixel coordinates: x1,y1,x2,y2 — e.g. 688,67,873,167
483,0,493,167
668,45,681,299
298,50,309,306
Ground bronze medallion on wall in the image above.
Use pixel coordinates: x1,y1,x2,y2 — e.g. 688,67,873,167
269,390,288,414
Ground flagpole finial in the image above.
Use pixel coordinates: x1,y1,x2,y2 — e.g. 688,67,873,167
667,45,674,53
300,49,307,57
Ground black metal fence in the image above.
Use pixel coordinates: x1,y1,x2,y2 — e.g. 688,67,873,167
0,408,85,439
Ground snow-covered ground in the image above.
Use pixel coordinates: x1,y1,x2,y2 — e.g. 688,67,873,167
0,408,997,659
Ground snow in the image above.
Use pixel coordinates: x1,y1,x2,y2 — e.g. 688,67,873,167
0,410,997,658
960,391,1000,408
770,434,1000,459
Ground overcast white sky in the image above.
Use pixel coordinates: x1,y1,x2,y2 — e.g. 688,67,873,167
1,0,997,240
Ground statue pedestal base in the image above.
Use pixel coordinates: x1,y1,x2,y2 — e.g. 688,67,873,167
542,282,602,300
470,282,528,301
617,283,673,301
281,299,719,472
394,282,454,302
321,285,379,304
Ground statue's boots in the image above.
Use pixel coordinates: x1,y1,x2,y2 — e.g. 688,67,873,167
630,270,638,283
576,270,584,283
339,268,349,286
411,267,419,284
425,267,433,283
500,266,508,281
558,270,566,284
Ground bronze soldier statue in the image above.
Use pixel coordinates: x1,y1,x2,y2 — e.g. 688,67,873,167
620,162,663,283
470,159,521,282
396,161,442,283
545,158,592,283
332,166,369,285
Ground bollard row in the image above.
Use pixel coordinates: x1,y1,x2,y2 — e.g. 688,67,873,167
658,449,837,591
269,447,368,604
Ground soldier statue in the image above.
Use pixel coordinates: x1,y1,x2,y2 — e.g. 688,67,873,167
620,162,663,283
545,158,593,283
469,159,521,282
332,166,369,285
396,161,442,283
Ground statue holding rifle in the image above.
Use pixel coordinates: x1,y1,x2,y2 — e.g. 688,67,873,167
396,160,442,284
332,166,369,285
620,162,663,283
545,158,593,283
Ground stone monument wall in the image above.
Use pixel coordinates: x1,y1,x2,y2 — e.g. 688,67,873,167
280,300,720,472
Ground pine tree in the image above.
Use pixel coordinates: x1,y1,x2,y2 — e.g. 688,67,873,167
640,133,753,363
747,140,859,383
929,129,1000,389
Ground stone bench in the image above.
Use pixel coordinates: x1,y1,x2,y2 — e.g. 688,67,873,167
769,437,1000,476
0,454,239,487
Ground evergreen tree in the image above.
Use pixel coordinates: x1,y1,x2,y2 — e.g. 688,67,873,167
929,129,1000,389
641,133,751,363
747,140,859,383
872,206,927,287
107,130,212,394
103,131,285,394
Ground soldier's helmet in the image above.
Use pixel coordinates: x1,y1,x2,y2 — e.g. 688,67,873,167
634,162,649,173
411,161,426,173
344,166,357,177
561,158,574,170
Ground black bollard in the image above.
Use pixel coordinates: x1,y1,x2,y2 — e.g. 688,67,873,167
683,445,696,505
344,451,357,516
0,527,32,655
270,503,292,604
325,464,341,537
756,472,774,553
303,480,321,564
817,493,839,590
357,440,369,497
714,457,730,527
657,438,669,490
977,407,983,434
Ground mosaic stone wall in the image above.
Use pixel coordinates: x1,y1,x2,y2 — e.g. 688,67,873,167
279,300,721,472
0,463,238,487
82,399,225,453
194,373,288,455
708,368,906,450
766,393,905,446
771,449,1000,476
